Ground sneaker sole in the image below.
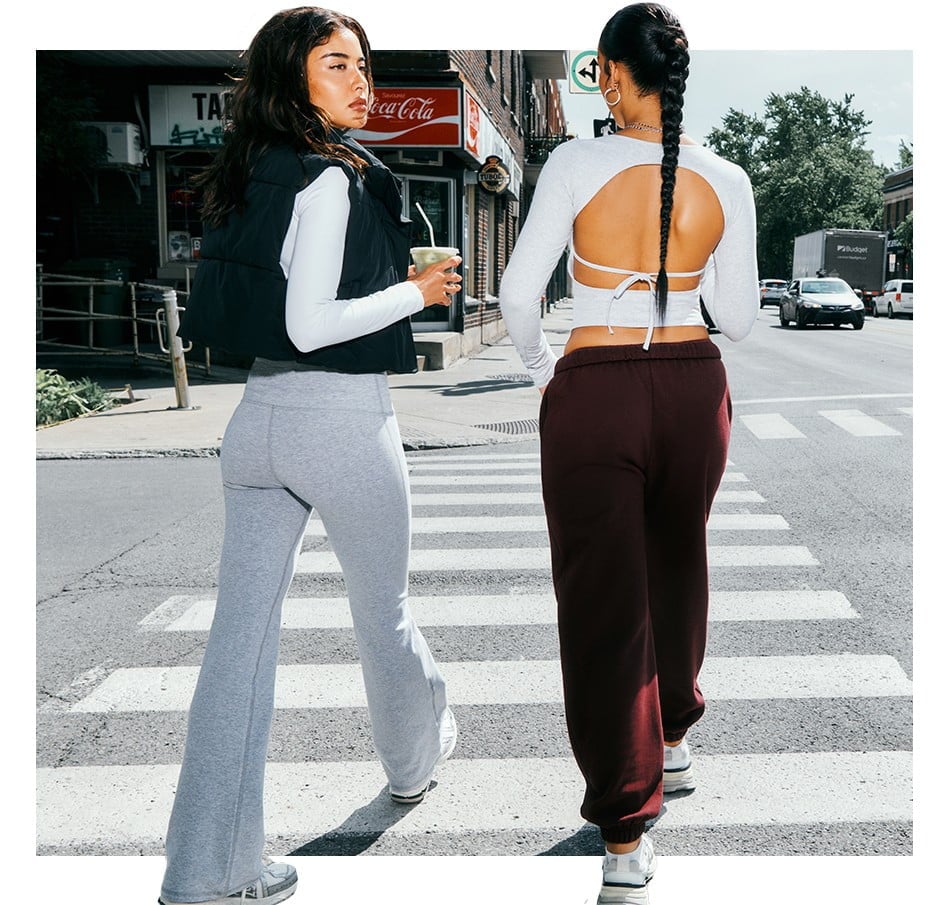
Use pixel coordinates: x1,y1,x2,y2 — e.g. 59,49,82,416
597,878,651,905
390,788,428,805
158,881,297,905
663,762,695,793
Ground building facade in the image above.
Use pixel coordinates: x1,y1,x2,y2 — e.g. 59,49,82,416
882,165,913,279
36,47,568,366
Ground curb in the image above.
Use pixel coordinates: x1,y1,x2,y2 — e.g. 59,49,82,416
35,432,537,460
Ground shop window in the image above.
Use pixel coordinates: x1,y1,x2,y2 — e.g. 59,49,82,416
399,174,457,327
157,149,214,279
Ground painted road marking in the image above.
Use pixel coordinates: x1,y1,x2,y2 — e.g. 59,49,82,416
66,654,909,712
819,410,901,437
36,751,911,850
294,545,816,573
140,589,855,632
739,413,806,440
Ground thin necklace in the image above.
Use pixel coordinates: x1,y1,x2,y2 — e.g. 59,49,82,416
621,121,662,134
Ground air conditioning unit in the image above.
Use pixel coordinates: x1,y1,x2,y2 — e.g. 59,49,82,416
81,122,144,167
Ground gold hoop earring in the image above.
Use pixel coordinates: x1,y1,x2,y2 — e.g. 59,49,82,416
603,85,621,108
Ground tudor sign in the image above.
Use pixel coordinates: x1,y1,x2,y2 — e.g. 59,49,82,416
477,155,511,193
352,87,462,147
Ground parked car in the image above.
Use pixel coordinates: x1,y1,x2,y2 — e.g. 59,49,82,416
779,277,865,330
877,279,913,318
759,279,788,308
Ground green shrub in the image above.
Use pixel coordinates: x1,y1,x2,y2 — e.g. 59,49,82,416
36,368,118,426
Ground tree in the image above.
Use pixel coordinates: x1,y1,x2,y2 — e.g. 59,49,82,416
36,54,105,180
895,140,913,170
706,87,886,277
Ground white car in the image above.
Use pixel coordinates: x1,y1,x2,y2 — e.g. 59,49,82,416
759,279,788,308
878,279,913,318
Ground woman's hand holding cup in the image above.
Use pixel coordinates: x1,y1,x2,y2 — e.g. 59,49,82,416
409,247,462,307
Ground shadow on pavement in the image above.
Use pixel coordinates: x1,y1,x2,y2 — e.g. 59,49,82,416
287,785,428,856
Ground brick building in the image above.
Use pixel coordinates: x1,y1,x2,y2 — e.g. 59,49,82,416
36,47,568,366
882,165,913,279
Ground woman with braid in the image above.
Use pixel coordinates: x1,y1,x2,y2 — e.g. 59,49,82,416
499,4,758,902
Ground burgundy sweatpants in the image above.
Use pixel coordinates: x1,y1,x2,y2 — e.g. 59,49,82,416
538,340,732,844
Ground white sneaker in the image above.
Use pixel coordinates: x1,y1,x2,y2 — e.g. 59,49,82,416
663,738,696,793
597,834,656,904
390,706,457,804
159,859,298,905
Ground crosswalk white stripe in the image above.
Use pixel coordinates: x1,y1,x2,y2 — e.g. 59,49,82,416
406,489,766,506
708,590,858,621
296,545,816,573
410,492,545,505
819,409,902,437
898,407,913,416
143,588,855,632
410,475,542,485
144,589,854,632
407,454,745,464
408,462,753,474
407,473,749,486
65,654,910,712
409,462,541,471
707,513,789,530
406,453,541,462
35,751,911,848
739,413,806,440
714,490,767,502
307,516,548,535
304,512,787,536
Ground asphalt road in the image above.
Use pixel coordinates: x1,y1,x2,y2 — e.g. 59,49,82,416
34,307,914,901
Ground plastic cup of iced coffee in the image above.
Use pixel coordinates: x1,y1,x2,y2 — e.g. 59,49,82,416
410,246,459,273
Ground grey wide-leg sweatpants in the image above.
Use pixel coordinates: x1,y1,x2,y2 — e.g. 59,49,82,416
160,360,451,903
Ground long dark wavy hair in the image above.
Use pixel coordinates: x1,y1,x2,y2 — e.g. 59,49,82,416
599,3,690,322
196,6,374,227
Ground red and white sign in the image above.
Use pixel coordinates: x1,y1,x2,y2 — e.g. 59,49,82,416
465,93,481,156
352,87,462,147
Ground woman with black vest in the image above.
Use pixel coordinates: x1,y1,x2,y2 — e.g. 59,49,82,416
158,9,461,905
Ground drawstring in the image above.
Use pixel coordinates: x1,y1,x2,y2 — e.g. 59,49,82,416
609,271,657,350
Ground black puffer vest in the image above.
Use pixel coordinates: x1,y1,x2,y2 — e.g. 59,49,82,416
178,134,417,373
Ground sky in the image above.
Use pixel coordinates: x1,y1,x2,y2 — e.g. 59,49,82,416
560,50,912,169
20,2,939,904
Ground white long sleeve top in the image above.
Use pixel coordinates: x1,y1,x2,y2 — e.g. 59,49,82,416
499,134,759,387
280,167,424,352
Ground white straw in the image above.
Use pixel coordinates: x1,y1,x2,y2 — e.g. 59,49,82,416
415,202,435,246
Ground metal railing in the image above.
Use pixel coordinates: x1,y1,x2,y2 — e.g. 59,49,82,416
525,134,569,166
36,265,201,410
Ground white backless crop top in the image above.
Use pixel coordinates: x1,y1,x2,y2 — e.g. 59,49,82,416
498,133,759,387
568,243,707,350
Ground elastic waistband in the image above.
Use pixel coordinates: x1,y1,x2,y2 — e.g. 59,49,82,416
554,339,721,374
243,358,390,411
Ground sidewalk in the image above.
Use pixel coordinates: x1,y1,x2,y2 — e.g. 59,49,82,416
35,305,571,458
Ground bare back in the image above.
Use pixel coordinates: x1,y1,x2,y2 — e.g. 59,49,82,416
572,140,725,294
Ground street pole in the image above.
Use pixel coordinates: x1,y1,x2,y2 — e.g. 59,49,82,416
158,288,197,411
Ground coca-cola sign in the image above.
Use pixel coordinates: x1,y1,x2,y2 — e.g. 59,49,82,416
351,87,462,147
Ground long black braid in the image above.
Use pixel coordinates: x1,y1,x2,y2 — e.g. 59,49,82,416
599,4,690,322
656,31,689,320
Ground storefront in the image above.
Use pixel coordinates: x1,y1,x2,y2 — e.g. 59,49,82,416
351,83,522,341
147,84,227,290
